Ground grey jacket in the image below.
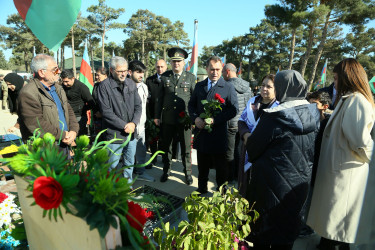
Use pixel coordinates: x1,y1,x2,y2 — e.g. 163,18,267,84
97,76,142,143
227,77,253,129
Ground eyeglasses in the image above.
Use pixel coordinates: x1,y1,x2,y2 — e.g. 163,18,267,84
115,69,128,74
45,67,60,75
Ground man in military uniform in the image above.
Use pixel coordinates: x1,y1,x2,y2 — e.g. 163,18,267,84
155,47,196,185
145,59,167,167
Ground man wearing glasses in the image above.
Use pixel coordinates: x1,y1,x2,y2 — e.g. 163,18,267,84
17,54,79,150
97,56,142,182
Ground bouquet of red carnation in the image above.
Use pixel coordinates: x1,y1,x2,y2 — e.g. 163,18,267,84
199,93,225,132
178,111,192,129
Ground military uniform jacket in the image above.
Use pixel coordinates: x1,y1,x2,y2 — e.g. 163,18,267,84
155,70,196,125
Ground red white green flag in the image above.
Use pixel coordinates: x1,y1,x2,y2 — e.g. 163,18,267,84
79,42,94,93
369,76,375,94
188,20,198,77
13,0,81,52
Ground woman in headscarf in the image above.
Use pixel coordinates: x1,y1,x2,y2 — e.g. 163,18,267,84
237,74,279,197
307,58,375,250
245,70,320,249
4,73,24,114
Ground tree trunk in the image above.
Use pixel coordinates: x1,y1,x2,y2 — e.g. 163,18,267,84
145,51,149,79
62,47,65,70
102,17,107,68
163,46,167,61
246,49,255,82
300,22,316,78
71,27,76,77
307,11,331,90
56,48,59,68
90,39,95,80
288,27,297,70
23,50,28,72
141,36,145,64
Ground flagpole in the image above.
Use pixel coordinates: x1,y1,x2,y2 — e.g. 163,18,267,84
189,19,198,78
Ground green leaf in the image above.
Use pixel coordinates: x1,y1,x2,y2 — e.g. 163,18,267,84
201,100,208,105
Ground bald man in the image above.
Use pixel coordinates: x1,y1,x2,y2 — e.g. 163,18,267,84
145,59,167,166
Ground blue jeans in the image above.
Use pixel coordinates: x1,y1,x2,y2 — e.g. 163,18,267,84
107,138,137,182
134,130,147,175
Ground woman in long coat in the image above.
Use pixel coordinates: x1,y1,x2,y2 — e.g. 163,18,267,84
307,58,375,249
245,70,320,249
237,74,279,197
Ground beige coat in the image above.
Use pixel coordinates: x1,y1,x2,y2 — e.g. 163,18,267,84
307,92,375,243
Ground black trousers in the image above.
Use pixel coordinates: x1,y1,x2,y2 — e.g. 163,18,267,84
197,151,227,190
225,128,240,182
161,123,192,176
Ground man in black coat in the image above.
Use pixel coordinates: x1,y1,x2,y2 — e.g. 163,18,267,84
222,63,253,183
97,56,142,182
155,48,196,185
188,56,239,194
61,69,95,136
145,59,167,166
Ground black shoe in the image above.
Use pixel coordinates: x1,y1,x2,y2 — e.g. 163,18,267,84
160,173,169,182
145,163,153,169
195,187,208,194
185,175,193,185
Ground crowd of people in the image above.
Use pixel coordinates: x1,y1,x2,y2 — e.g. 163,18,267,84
2,48,374,249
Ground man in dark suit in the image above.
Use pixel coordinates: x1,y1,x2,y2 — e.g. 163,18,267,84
188,56,239,194
145,59,167,167
155,47,196,185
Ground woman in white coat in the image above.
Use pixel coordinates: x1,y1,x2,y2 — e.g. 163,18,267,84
307,58,375,250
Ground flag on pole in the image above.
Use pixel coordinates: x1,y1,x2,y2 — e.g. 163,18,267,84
276,67,280,74
188,20,198,77
79,41,94,93
185,61,190,71
237,62,242,77
221,55,226,67
13,0,81,52
369,76,375,94
314,59,328,90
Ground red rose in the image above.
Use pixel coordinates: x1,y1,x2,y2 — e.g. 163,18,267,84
33,176,63,210
0,192,8,203
219,97,225,104
214,93,221,100
179,111,186,118
126,201,147,233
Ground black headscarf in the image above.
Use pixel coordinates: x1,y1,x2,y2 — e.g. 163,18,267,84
4,73,24,91
274,70,307,103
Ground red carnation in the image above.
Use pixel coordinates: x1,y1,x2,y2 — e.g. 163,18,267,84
33,176,63,210
218,97,225,104
126,201,148,233
0,192,8,203
179,111,186,118
214,93,221,100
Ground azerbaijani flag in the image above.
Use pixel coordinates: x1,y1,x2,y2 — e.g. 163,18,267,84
314,59,328,90
369,76,375,94
13,0,81,52
79,42,94,93
188,20,198,77
221,55,226,67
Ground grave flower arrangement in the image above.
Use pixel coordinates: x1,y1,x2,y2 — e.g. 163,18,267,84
0,130,158,248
